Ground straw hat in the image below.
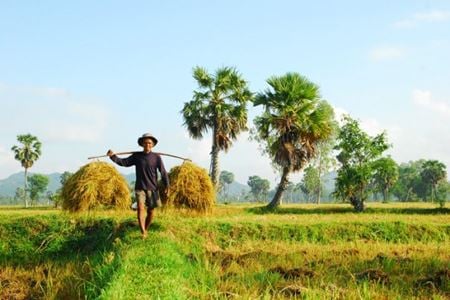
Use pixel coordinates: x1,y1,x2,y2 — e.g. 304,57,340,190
137,133,158,146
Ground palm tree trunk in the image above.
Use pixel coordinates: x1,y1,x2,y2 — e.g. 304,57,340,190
210,129,220,188
317,176,322,204
382,187,388,203
431,184,435,203
317,154,322,204
351,186,365,212
267,167,290,209
406,187,412,202
350,196,364,212
24,168,29,208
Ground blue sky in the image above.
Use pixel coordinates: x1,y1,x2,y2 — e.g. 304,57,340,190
1,0,449,186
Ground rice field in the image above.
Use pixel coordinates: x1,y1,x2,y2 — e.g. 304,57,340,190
0,202,449,299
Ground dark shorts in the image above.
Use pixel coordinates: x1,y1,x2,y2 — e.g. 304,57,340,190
135,190,162,209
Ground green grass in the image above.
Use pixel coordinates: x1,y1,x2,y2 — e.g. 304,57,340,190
0,202,449,299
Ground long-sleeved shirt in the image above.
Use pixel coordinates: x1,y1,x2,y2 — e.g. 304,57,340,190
110,151,169,191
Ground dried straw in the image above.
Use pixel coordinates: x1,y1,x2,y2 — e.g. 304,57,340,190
61,162,131,212
161,161,215,213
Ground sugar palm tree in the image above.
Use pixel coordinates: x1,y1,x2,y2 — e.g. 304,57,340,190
253,73,335,209
11,134,42,207
372,157,399,203
182,66,253,187
420,160,447,203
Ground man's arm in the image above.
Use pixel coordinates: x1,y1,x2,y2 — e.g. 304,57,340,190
107,149,135,167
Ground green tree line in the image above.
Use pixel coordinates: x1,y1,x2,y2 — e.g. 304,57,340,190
182,66,448,212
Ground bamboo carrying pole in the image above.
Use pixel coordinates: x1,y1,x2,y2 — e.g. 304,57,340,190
88,151,191,161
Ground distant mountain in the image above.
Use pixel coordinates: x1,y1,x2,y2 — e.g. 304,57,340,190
0,172,137,198
0,172,62,197
227,181,250,196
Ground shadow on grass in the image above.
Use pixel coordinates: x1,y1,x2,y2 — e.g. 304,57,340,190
0,216,142,299
246,206,450,215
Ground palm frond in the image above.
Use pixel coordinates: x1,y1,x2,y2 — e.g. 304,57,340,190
181,100,210,139
193,66,213,88
253,72,335,173
11,134,42,171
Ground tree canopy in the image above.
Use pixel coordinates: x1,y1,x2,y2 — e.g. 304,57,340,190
334,116,389,211
219,170,235,199
182,66,253,187
247,175,270,202
253,72,335,208
11,133,42,208
28,174,49,205
372,157,399,203
420,160,447,203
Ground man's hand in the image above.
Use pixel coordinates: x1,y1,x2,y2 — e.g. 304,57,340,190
107,149,114,157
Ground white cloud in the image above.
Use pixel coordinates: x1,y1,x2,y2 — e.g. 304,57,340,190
33,87,71,98
413,89,450,117
393,19,416,29
394,10,450,28
332,102,450,178
387,124,450,178
220,131,278,186
369,46,405,61
0,82,70,99
360,118,385,136
415,10,450,22
184,132,211,164
44,101,109,143
334,107,385,136
333,106,349,125
0,83,110,144
0,83,111,178
385,89,450,177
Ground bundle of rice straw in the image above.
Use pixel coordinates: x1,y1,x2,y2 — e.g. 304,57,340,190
160,161,215,213
61,162,131,212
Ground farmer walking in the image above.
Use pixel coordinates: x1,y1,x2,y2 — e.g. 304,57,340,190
107,133,169,238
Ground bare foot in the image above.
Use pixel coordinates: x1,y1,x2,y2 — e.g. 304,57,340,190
142,231,148,239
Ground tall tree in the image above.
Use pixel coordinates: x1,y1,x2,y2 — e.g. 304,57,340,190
309,136,337,204
28,174,49,206
392,160,427,201
51,171,74,208
284,181,295,203
436,181,450,208
247,175,270,202
182,66,253,187
14,187,26,205
334,116,389,212
420,160,447,203
11,133,42,207
253,73,335,209
219,170,235,198
372,157,399,203
300,165,321,203
60,171,73,187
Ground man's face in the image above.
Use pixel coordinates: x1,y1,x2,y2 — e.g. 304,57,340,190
141,138,154,152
